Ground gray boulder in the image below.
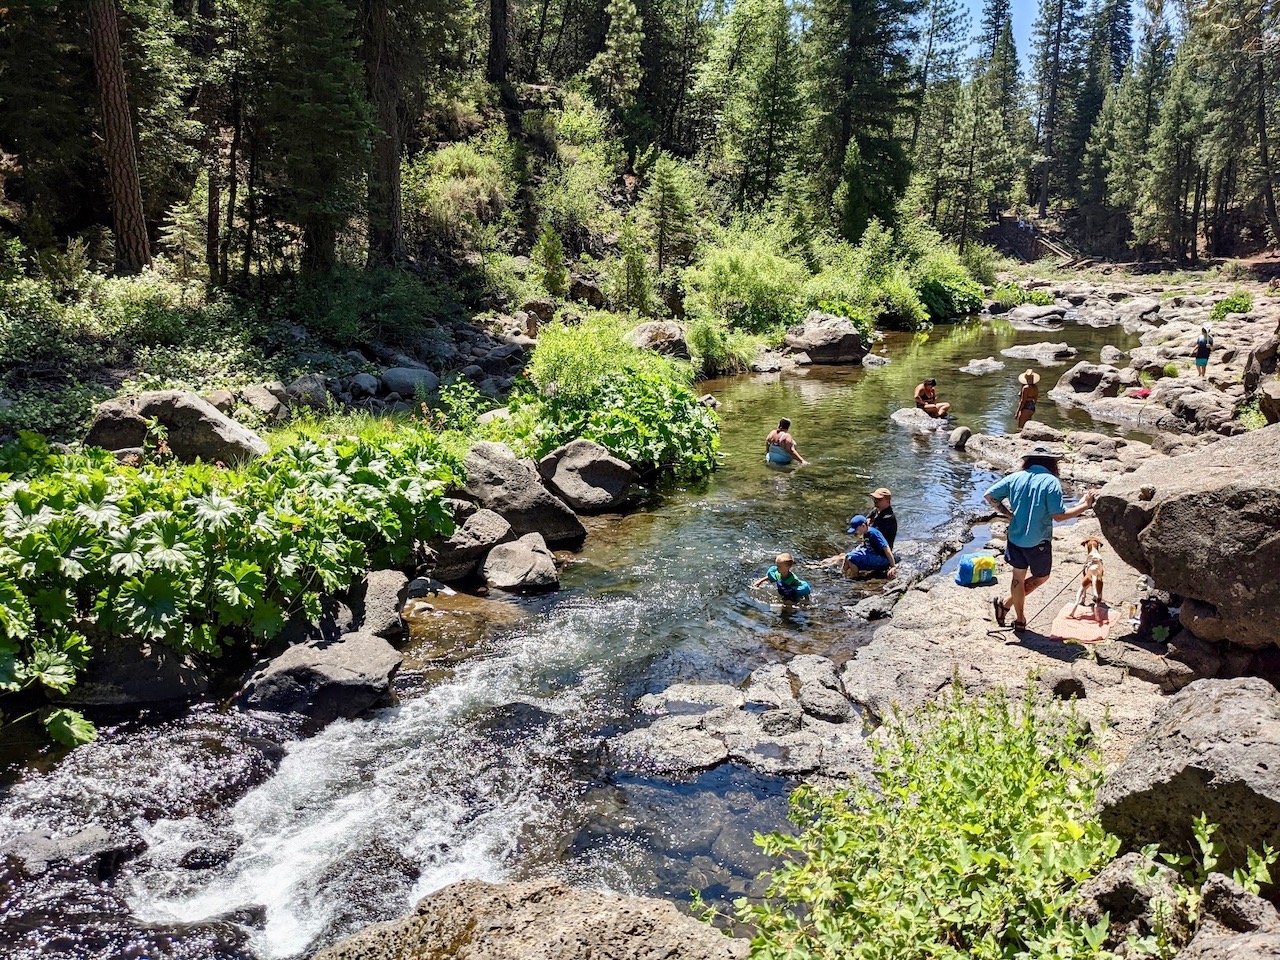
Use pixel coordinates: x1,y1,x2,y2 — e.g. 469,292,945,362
519,297,556,325
238,630,402,727
1007,303,1067,324
482,532,559,591
1070,852,1188,950
86,390,269,464
626,321,690,360
348,373,379,399
537,439,634,513
313,878,748,960
54,634,210,706
430,508,515,581
348,569,409,640
204,389,235,413
568,276,606,308
286,374,330,408
1175,873,1280,960
783,311,869,364
1094,426,1280,648
959,357,1005,375
1100,345,1126,364
239,383,288,422
1,825,141,881
890,406,950,433
1097,678,1280,874
1000,342,1078,364
380,367,439,400
461,441,586,545
949,425,972,450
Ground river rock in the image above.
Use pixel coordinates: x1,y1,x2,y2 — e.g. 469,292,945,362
461,441,586,546
568,276,606,308
1020,421,1065,442
429,508,515,581
1094,426,1280,648
537,439,633,513
967,430,1158,485
1100,345,1125,364
637,683,745,715
1178,873,1280,959
239,382,288,422
1007,303,1067,324
890,407,949,433
238,630,402,727
610,715,729,773
0,824,143,881
348,373,379,399
1000,342,1078,364
782,311,869,364
55,634,211,706
1096,678,1280,874
86,390,269,464
862,352,891,367
286,374,330,409
1259,375,1280,424
626,321,690,360
482,532,559,591
959,357,1005,375
750,350,784,373
1070,852,1188,950
313,877,749,960
798,685,852,723
347,569,409,640
949,426,972,450
380,367,439,400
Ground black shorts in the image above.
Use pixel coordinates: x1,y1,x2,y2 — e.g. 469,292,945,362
1005,540,1052,578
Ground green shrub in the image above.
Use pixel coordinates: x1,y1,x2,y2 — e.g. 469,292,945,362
531,91,624,246
1026,289,1056,306
1236,396,1268,431
532,227,569,297
912,247,983,320
402,129,519,252
687,317,761,377
683,227,806,333
866,267,930,331
992,283,1054,309
960,242,1005,286
0,426,463,744
282,265,464,347
1209,290,1253,324
511,317,719,477
730,685,1121,960
1162,362,1180,378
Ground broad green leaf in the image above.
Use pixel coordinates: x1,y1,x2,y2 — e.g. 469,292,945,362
42,707,97,746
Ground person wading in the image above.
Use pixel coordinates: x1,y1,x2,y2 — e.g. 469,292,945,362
984,445,1095,632
764,418,806,465
1014,369,1040,429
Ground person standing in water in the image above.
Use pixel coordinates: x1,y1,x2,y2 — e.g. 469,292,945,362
764,418,806,465
1014,369,1040,429
753,552,812,601
913,378,951,418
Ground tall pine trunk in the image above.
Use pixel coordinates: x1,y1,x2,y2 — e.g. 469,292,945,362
88,0,151,272
364,0,404,266
1257,60,1280,243
487,0,508,86
1037,0,1065,219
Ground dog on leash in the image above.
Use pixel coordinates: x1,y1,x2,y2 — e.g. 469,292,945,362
1074,537,1106,613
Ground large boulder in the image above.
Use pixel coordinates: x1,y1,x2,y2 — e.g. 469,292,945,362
461,441,586,546
1006,303,1067,324
1097,678,1280,874
86,390,268,464
54,634,210,706
626,321,690,360
482,532,559,591
238,630,402,727
537,439,634,513
999,342,1078,364
782,311,869,364
1094,426,1280,648
347,569,409,639
568,275,606,308
1176,873,1280,959
1070,853,1189,950
312,878,748,960
239,382,288,422
429,508,515,581
380,367,439,400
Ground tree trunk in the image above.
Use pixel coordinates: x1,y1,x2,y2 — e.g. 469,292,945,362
526,0,551,81
222,76,241,285
487,0,508,86
1037,0,1065,218
364,0,404,266
240,127,257,282
1256,59,1280,243
206,150,220,280
88,0,151,272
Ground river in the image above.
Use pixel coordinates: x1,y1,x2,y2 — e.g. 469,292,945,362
0,316,1143,959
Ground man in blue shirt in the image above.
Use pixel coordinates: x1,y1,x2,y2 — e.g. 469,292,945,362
984,446,1094,631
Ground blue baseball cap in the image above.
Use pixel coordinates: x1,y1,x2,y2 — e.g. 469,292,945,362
846,514,869,534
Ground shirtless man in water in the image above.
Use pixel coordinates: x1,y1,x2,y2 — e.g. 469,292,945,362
913,378,951,418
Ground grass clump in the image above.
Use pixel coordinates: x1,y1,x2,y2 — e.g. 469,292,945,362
1208,290,1253,324
1162,362,1180,378
728,685,1121,960
1236,396,1268,431
992,282,1056,308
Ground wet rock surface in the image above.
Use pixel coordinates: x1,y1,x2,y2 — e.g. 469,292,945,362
428,507,515,582
313,878,748,960
959,356,1005,375
482,532,560,591
890,406,951,433
999,341,1078,364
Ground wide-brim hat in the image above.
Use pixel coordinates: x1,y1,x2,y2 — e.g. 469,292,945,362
1018,369,1041,386
1022,444,1061,461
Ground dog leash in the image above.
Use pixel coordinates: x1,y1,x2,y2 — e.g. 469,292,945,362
990,560,1086,636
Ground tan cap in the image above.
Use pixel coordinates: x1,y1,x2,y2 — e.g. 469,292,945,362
775,552,794,565
872,487,892,499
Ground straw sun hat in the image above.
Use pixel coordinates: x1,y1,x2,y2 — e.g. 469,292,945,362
1017,368,1041,386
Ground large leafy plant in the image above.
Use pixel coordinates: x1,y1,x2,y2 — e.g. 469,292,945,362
0,427,462,744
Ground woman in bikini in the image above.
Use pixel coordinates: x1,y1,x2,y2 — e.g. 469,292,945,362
1015,368,1040,429
764,417,806,465
913,378,950,417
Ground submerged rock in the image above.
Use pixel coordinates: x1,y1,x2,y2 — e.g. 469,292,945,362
959,357,1005,375
313,878,748,960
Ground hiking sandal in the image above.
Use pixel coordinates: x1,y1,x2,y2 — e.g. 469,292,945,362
993,598,1009,627
1012,620,1029,631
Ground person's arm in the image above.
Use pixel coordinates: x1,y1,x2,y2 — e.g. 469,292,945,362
885,546,897,578
984,478,1012,519
1052,489,1095,522
752,575,769,588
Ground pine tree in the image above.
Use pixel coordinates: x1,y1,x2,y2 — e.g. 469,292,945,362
731,0,802,207
804,0,924,239
976,0,1012,59
362,0,404,266
608,215,654,314
1099,0,1133,84
588,0,645,109
638,153,696,274
911,0,968,151
532,225,568,296
1030,0,1084,215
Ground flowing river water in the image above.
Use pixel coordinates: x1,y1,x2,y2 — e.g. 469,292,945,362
0,316,1148,960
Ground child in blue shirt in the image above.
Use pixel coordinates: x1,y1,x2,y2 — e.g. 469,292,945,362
839,515,898,578
754,552,812,601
